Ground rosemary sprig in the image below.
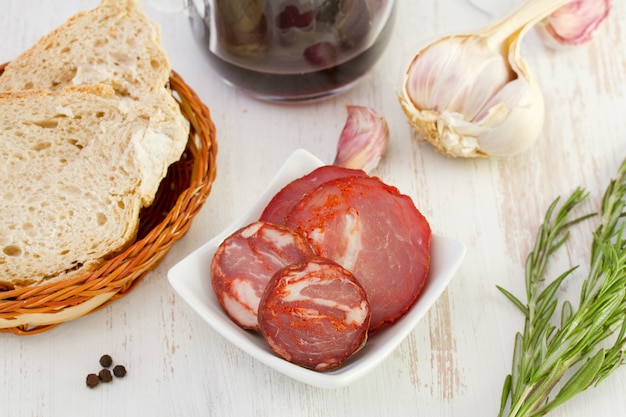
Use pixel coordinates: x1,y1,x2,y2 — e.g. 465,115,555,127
498,157,626,417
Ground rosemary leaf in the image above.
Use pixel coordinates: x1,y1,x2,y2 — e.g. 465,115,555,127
537,349,606,415
496,286,528,316
500,374,513,417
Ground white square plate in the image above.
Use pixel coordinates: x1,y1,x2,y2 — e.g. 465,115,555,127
168,149,466,389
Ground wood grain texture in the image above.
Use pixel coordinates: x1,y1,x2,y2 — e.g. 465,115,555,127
1,1,625,416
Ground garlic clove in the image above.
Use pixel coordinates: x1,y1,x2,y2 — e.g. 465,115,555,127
472,77,545,158
536,0,611,49
471,37,545,157
404,36,513,127
333,105,389,173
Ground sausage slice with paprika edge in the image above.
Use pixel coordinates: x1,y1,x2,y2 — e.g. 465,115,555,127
260,165,367,225
258,257,371,371
211,221,316,330
284,175,432,332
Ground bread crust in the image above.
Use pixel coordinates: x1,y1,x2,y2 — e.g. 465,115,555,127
0,0,170,99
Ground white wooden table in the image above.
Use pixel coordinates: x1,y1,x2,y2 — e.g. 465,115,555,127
1,1,625,416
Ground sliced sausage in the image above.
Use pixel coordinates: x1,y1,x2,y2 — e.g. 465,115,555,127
258,257,371,371
260,165,366,225
284,176,431,331
211,221,316,330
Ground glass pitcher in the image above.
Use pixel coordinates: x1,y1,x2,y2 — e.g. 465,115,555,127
156,0,396,101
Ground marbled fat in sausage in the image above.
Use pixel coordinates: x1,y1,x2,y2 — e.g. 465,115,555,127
211,221,316,330
284,176,431,331
260,165,366,225
258,257,371,371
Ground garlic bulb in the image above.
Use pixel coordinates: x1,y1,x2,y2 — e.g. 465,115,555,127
333,105,389,173
536,0,611,49
399,0,571,158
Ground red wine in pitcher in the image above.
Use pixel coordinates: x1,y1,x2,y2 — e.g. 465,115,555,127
188,0,396,101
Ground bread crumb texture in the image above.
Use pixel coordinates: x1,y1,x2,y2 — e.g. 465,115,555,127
0,86,188,289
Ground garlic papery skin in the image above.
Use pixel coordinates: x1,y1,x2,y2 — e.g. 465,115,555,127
399,0,571,158
333,105,389,173
536,0,611,49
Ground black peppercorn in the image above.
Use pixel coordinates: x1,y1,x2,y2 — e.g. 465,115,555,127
98,368,113,383
86,373,100,388
99,354,113,368
112,364,127,378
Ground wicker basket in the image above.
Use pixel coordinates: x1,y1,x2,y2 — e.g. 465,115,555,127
0,64,218,335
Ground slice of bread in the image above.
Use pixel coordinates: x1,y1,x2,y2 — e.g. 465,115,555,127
0,85,189,289
0,0,170,99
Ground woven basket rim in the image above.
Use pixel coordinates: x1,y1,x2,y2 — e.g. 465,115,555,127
0,64,218,335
